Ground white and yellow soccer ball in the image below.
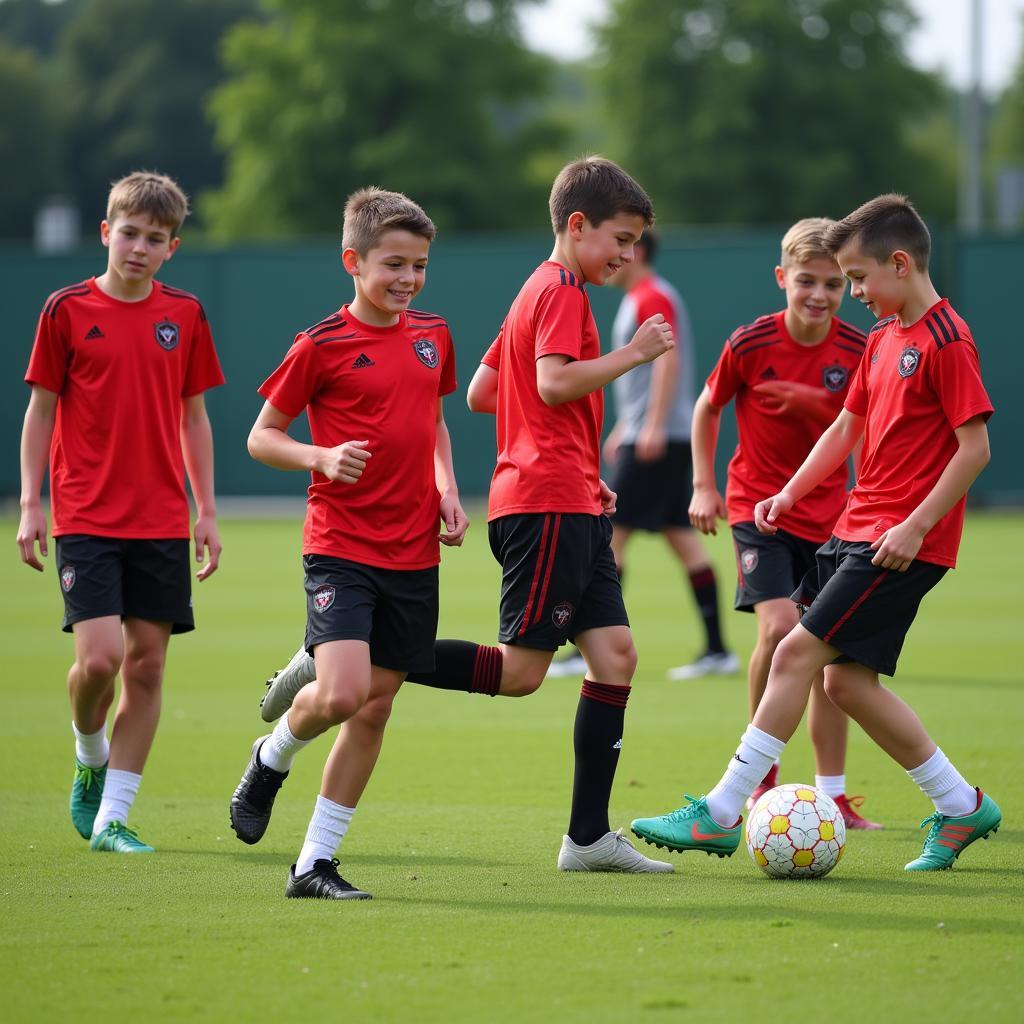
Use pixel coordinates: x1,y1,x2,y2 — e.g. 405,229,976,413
745,784,846,879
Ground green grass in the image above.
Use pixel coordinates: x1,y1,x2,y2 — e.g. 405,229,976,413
1,510,1021,1023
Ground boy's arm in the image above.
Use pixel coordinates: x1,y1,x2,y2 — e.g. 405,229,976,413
635,342,679,461
689,386,728,535
435,399,468,547
466,363,498,414
181,394,221,581
17,385,58,571
869,415,990,572
754,408,864,533
751,380,838,429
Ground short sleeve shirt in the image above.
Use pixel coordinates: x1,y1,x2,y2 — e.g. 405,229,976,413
25,278,225,538
834,300,992,568
484,262,603,520
258,306,456,570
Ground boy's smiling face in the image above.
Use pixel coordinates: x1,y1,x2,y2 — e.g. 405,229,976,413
776,256,846,336
569,211,647,286
344,228,429,326
836,241,910,320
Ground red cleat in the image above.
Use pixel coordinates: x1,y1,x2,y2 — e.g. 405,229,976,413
746,763,779,811
835,793,883,830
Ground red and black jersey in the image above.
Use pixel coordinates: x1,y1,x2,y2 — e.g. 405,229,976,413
25,278,224,539
835,300,992,568
259,305,456,570
706,311,865,542
484,262,603,520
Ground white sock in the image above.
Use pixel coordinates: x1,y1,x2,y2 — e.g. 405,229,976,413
906,747,977,818
72,721,109,768
260,713,313,773
93,769,142,834
295,795,355,875
706,725,787,826
815,774,846,799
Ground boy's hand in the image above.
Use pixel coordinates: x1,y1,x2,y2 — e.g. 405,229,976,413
870,520,925,572
628,314,675,364
689,484,726,535
602,424,623,465
320,440,371,484
635,422,667,462
599,478,617,516
753,381,823,417
16,506,48,571
439,493,468,547
754,491,794,534
194,514,222,581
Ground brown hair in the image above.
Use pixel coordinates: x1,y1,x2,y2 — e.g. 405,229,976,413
824,193,931,271
780,217,836,268
548,156,654,235
342,187,436,255
107,171,190,236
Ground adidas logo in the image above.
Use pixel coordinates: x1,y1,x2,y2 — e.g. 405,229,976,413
612,739,623,750
85,325,104,340
352,353,374,368
759,366,777,380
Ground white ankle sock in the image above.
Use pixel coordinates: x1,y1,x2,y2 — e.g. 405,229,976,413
815,774,846,799
295,795,355,875
260,713,312,773
72,721,109,768
93,769,142,834
906,748,977,817
706,725,787,826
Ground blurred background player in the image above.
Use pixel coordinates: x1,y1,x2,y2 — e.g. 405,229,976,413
686,218,880,828
548,229,735,681
17,171,224,854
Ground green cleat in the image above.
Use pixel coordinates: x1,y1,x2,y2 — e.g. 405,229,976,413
631,794,741,857
70,761,107,840
905,789,1001,872
89,821,155,854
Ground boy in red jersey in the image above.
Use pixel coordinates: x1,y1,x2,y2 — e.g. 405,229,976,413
632,195,1001,872
18,171,224,853
228,188,467,900
687,218,880,829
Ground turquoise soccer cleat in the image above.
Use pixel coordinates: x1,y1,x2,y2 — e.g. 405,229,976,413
631,794,741,857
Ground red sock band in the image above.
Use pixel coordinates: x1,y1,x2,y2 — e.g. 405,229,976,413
470,645,503,696
580,679,630,708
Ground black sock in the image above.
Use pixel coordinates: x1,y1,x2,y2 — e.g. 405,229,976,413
567,679,629,846
406,640,502,695
688,566,725,654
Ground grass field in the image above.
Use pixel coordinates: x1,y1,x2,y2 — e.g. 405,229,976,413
1,510,1021,1023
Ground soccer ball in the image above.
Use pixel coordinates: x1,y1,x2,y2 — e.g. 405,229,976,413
745,784,846,879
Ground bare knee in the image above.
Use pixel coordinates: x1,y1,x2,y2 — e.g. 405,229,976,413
121,649,166,693
768,629,814,678
500,666,545,697
316,685,365,724
605,636,638,683
355,693,396,732
758,612,798,655
823,672,855,711
77,649,121,683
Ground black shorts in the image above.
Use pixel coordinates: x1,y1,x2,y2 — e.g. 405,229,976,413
488,513,629,651
796,536,948,677
55,535,194,634
609,441,693,532
303,555,438,673
731,521,823,613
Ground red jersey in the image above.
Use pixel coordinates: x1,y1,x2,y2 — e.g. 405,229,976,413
259,305,456,570
706,311,866,542
835,300,992,568
25,277,224,539
483,262,603,520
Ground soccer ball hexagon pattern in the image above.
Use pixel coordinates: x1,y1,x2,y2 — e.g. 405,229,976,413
745,784,846,879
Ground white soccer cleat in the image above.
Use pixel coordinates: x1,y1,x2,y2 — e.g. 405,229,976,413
666,650,739,681
545,653,587,679
260,646,317,722
557,828,674,873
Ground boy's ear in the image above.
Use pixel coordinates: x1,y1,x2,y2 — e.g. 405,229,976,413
891,250,912,277
341,247,361,276
567,211,586,239
100,220,111,247
164,236,180,261
774,265,787,290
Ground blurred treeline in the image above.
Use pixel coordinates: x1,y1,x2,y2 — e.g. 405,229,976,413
3,0,1024,240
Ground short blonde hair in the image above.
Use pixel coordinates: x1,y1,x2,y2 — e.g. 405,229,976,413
780,217,836,268
342,187,436,255
107,171,190,236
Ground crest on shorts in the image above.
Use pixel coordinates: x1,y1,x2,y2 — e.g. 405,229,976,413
412,338,439,368
823,365,848,392
897,346,921,378
552,601,574,629
312,584,336,612
740,549,758,575
60,565,76,592
154,320,180,351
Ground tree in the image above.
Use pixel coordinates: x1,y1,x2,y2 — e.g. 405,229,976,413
990,14,1024,221
0,0,79,58
595,0,956,224
203,0,566,238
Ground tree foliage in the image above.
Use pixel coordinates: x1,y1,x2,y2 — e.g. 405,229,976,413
595,0,956,224
991,16,1024,170
203,0,566,239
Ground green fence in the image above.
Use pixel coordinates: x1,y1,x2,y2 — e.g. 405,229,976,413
2,228,1019,503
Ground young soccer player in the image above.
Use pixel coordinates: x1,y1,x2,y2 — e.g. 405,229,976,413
631,195,1001,871
228,188,467,900
18,171,224,853
685,218,880,828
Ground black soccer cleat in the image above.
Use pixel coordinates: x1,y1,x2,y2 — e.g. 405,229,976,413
286,858,372,900
229,736,288,845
